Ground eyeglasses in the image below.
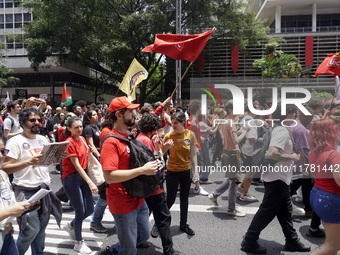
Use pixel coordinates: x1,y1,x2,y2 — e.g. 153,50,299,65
0,149,9,157
28,118,42,123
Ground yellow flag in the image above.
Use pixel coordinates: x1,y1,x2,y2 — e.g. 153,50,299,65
119,58,148,101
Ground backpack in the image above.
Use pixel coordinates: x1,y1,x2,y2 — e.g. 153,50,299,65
1,115,14,139
252,125,279,167
101,133,165,198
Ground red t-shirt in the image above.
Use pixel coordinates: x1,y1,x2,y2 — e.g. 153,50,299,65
62,136,89,179
99,127,111,144
309,149,340,194
58,127,67,142
100,129,144,214
136,133,163,196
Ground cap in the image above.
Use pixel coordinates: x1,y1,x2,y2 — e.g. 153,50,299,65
109,96,140,114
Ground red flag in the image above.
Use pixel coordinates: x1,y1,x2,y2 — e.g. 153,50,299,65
314,52,340,77
231,40,239,73
197,54,204,74
142,29,214,62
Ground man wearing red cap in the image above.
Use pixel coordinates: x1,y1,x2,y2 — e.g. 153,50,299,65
99,96,161,255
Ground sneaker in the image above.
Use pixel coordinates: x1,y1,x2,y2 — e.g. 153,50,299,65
208,193,219,207
306,228,325,238
137,242,150,248
241,239,267,254
62,223,75,240
239,193,258,202
284,239,311,252
200,179,213,184
90,223,108,233
193,187,209,196
98,246,112,255
180,224,195,235
151,223,159,238
74,240,92,254
237,184,243,193
295,196,303,203
227,209,246,217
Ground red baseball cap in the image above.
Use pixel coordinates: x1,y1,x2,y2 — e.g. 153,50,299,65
109,96,140,114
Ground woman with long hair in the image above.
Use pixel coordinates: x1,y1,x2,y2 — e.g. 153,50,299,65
82,110,101,159
162,112,198,236
61,116,98,254
308,118,340,255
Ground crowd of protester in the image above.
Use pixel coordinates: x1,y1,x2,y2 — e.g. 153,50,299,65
0,95,339,255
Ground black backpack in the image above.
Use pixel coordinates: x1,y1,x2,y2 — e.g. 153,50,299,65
252,125,279,167
101,133,165,198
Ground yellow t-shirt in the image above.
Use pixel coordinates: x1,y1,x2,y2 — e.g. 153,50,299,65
164,129,197,172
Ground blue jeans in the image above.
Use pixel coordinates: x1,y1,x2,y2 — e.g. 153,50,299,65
110,201,150,255
310,186,340,224
200,139,211,181
90,197,108,225
63,172,94,241
16,190,50,255
1,229,19,255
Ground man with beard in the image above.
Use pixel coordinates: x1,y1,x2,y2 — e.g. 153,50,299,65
2,108,63,255
99,97,161,255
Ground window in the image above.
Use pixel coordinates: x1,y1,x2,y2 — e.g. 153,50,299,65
5,14,13,23
23,13,31,22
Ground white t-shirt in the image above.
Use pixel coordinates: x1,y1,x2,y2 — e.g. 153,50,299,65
261,126,294,185
6,134,51,188
241,115,257,157
163,112,173,135
3,115,22,134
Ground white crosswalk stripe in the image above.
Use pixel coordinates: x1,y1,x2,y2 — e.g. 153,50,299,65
10,201,305,254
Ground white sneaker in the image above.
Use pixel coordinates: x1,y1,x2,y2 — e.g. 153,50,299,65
208,193,218,207
295,196,303,203
227,209,246,217
237,184,244,193
74,240,92,254
239,193,258,202
62,223,75,240
194,187,209,196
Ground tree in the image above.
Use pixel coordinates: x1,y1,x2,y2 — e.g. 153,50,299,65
253,40,302,78
22,0,269,105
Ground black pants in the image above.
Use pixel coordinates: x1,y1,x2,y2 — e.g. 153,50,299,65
166,170,191,226
146,192,174,255
290,178,313,212
245,180,298,243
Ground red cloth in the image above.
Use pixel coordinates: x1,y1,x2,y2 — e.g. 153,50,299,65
99,127,111,144
308,149,340,194
153,103,164,116
231,40,239,73
136,133,163,195
305,36,314,66
314,52,340,77
62,136,89,179
197,53,204,74
142,29,214,62
100,129,144,214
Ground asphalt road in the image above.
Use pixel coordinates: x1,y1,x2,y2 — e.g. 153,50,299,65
14,163,332,255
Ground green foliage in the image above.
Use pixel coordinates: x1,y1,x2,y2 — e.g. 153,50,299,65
311,90,333,100
253,40,302,78
21,0,269,104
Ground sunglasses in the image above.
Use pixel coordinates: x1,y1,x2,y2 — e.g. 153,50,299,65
28,118,42,123
1,149,9,157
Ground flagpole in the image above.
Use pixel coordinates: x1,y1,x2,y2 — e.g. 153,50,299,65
170,61,194,99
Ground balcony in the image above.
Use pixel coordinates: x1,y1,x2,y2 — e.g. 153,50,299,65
270,26,340,34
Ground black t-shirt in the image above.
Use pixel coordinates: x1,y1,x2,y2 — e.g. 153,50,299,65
83,125,101,148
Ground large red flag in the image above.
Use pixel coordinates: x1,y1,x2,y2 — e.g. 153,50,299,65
142,29,214,62
314,52,340,77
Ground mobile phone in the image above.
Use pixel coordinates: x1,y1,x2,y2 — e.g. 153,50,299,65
22,203,40,215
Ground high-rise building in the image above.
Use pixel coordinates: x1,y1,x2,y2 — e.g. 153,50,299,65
0,0,114,106
190,0,340,96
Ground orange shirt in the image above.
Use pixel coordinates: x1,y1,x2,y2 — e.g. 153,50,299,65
164,129,197,172
222,118,238,151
